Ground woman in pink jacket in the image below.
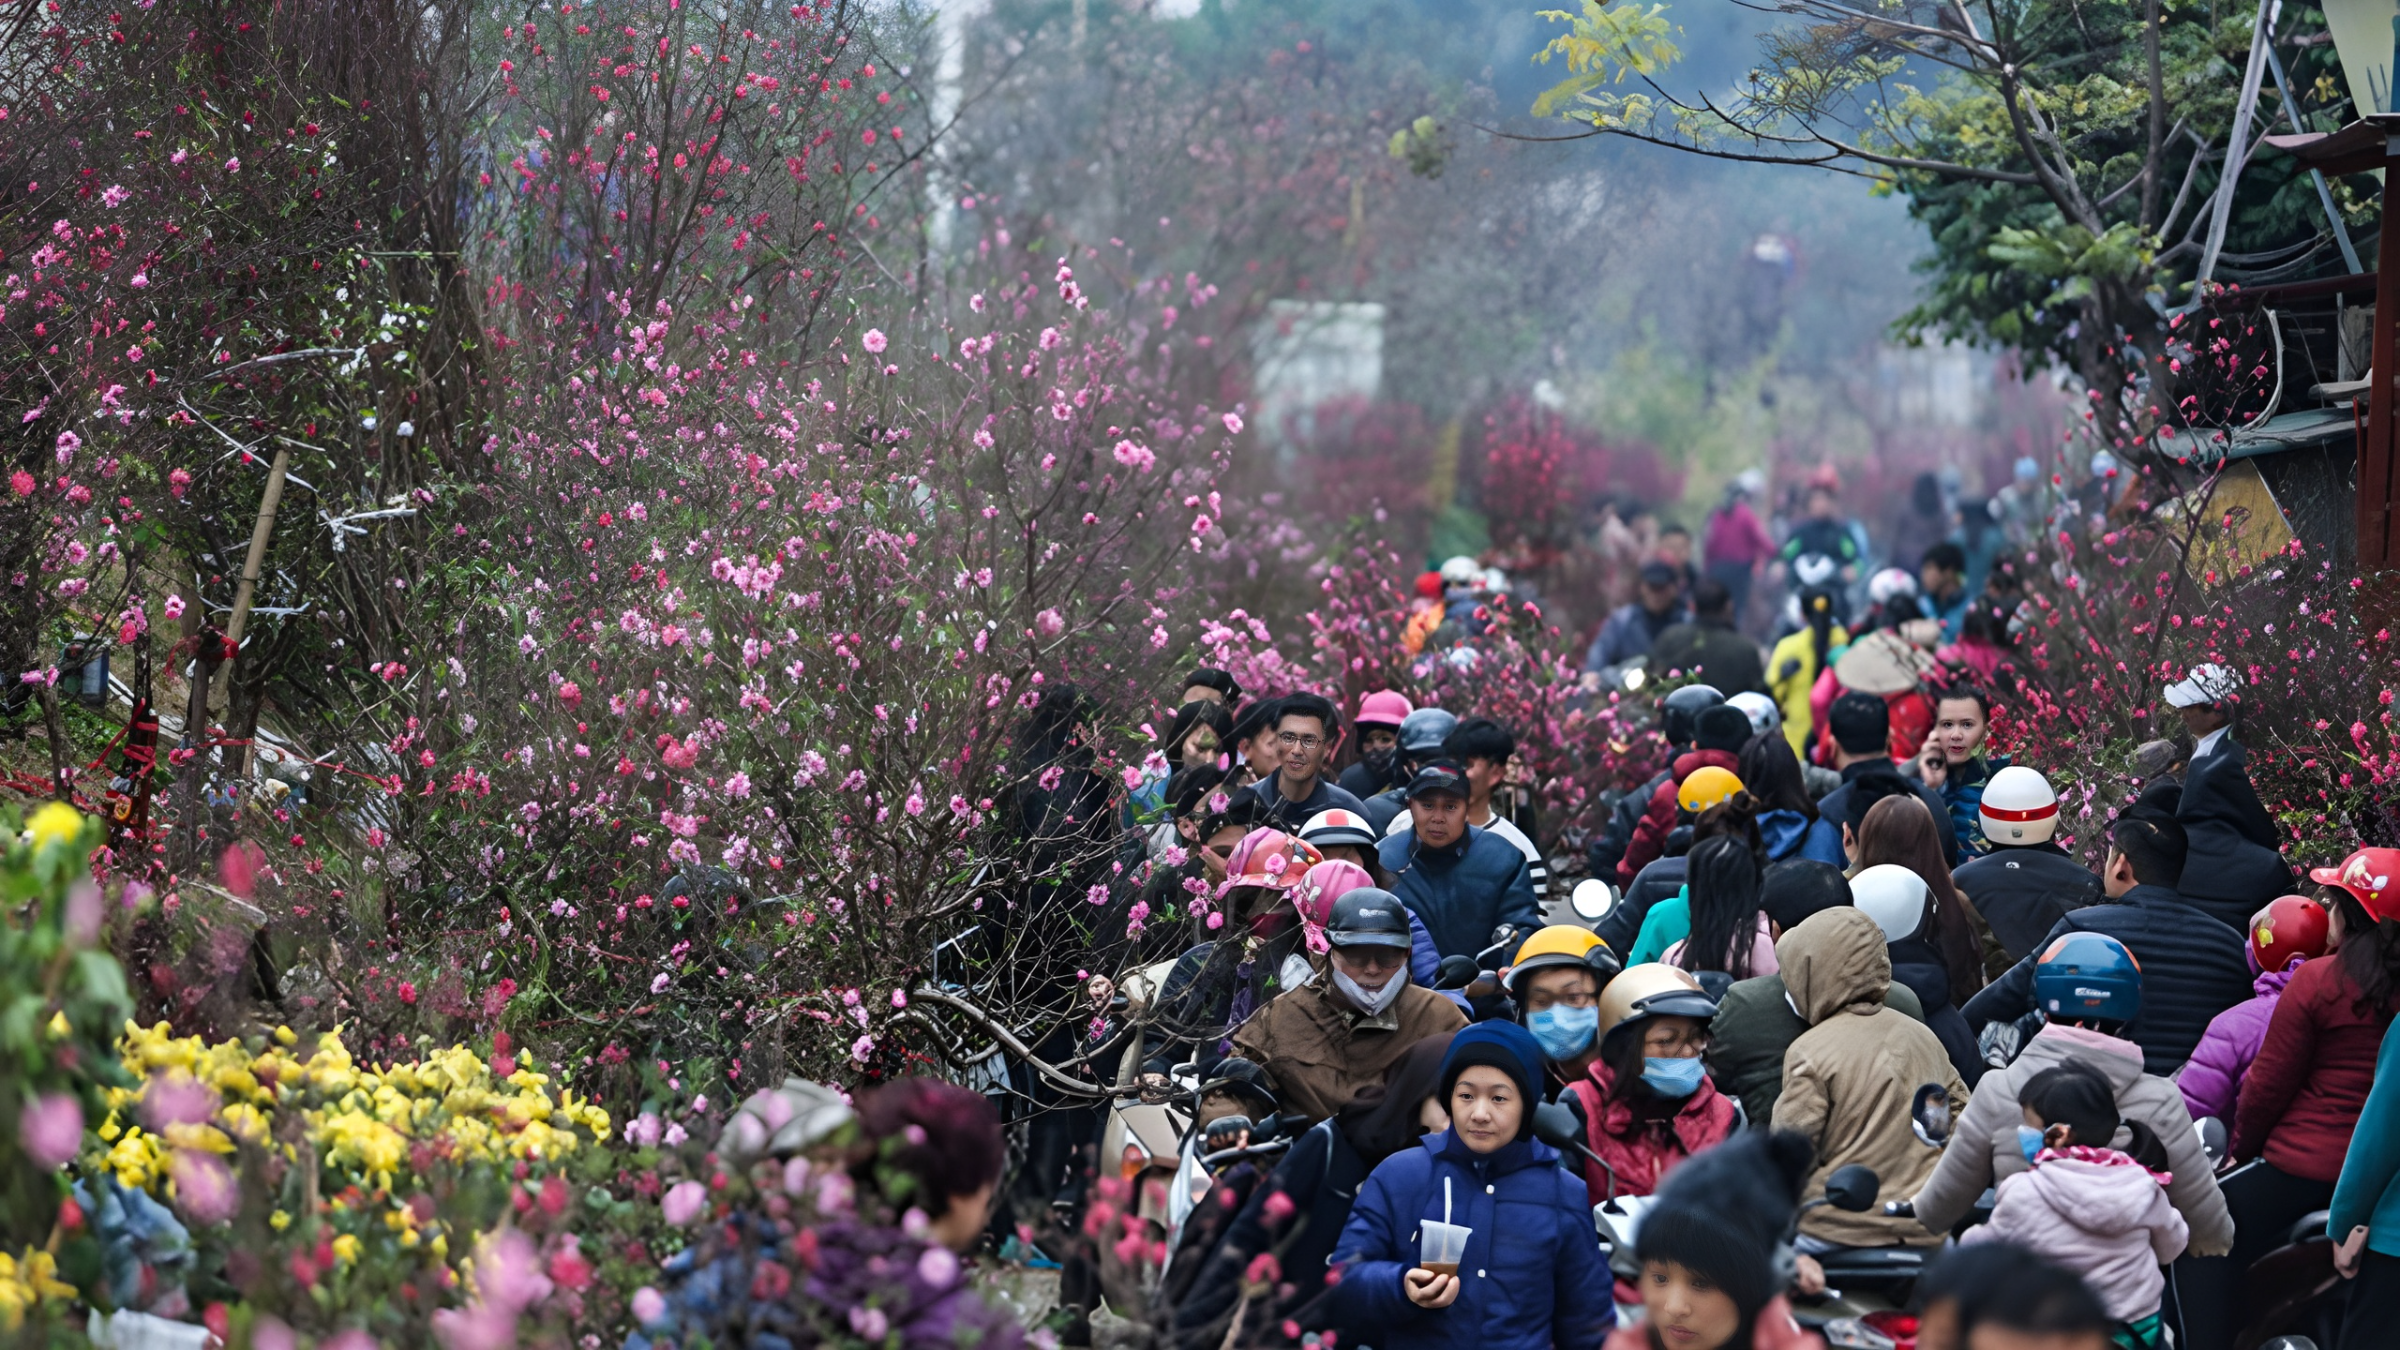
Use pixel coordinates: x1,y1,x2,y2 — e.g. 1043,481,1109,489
2177,896,2332,1125
1963,1061,2186,1349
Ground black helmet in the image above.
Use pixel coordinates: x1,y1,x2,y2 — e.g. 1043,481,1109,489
1327,887,1415,949
1396,708,1459,755
1659,684,1726,747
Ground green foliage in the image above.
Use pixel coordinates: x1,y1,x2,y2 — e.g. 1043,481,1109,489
1531,2,1684,122
1388,116,1455,179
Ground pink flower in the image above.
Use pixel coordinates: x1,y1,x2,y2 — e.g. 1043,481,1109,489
53,431,79,462
129,272,148,289
1035,608,1064,637
1112,440,1156,472
918,1246,960,1287
661,1179,708,1226
8,471,32,498
861,328,887,354
848,1307,889,1340
163,594,186,619
169,1149,238,1225
142,1073,217,1129
18,1093,82,1169
631,1287,668,1326
850,1034,876,1063
223,156,240,173
556,681,582,707
168,467,191,498
1222,412,1244,434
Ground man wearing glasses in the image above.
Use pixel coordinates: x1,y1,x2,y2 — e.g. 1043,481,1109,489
1240,692,1369,832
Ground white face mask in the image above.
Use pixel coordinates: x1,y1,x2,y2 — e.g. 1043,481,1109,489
1333,965,1406,1016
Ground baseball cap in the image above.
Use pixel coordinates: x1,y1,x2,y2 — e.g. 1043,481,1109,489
1405,762,1470,801
2163,663,2236,708
1639,561,1679,588
1327,888,1414,949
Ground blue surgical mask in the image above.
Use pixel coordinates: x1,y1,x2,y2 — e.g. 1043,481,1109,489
2017,1125,2047,1164
1641,1055,1706,1098
1527,1005,1599,1061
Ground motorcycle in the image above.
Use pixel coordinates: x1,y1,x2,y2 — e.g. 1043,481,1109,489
2188,1117,2345,1350
1544,877,1621,936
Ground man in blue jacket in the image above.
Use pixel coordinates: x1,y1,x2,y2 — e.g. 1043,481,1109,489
1962,812,2251,1075
1326,1022,1614,1350
1379,763,1543,966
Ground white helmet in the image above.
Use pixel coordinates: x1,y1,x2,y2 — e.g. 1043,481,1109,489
1867,567,1919,606
1439,555,1482,585
1850,864,1931,943
1480,566,1509,595
1978,765,2060,845
1727,691,1781,736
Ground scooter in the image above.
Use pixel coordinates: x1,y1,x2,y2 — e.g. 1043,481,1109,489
1093,956,1199,1316
2188,1116,2345,1350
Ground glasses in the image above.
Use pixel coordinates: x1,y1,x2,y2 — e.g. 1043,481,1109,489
1521,990,1597,1012
1275,732,1324,750
1642,1027,1709,1056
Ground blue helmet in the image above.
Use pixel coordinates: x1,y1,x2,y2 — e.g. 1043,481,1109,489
2033,933,2141,1026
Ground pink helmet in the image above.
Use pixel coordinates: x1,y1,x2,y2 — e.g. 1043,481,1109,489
1295,859,1376,955
1218,829,1324,900
1356,690,1415,731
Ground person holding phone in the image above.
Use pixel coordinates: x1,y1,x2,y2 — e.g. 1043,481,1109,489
1325,1022,1614,1350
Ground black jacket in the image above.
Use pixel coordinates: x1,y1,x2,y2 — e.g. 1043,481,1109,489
1243,774,1370,834
2174,737,2293,929
1803,760,1963,867
1339,758,1402,800
1961,884,2252,1075
1587,769,1672,882
1647,618,1768,696
1171,1120,1370,1349
1889,936,1985,1087
1953,843,2102,964
1596,854,1691,956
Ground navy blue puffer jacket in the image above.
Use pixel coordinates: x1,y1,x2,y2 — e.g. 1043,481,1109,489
1378,826,1542,963
1327,1130,1613,1350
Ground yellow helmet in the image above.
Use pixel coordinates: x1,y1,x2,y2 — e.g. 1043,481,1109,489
1596,963,1720,1045
1504,924,1620,997
1677,766,1745,814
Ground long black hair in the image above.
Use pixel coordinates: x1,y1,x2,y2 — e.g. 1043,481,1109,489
2334,889,2400,1017
1738,732,1817,822
1679,834,1765,980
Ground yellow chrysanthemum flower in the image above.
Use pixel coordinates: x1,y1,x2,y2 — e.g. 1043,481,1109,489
25,801,86,852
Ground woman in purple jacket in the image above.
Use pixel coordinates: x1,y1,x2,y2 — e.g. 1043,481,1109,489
2177,895,2331,1124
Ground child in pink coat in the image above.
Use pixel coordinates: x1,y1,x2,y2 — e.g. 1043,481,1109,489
1962,1061,2187,1349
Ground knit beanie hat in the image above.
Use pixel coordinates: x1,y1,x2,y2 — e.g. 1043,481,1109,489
1635,1130,1815,1319
1436,1022,1545,1140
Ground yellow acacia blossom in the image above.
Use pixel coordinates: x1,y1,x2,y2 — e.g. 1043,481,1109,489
0,1249,77,1330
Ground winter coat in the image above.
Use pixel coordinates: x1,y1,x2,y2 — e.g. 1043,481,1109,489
1952,844,2102,965
1706,501,1777,568
1584,601,1690,674
1379,826,1543,964
1619,749,1741,885
1601,1297,1824,1350
1768,626,1847,758
1243,774,1371,835
1340,757,1404,801
1626,889,1691,968
1596,855,1688,958
1327,1131,1615,1350
1960,1149,2186,1321
1588,769,1672,892
1707,973,1926,1125
2175,961,2296,1126
1886,935,1984,1088
1387,811,1548,897
1230,979,1468,1127
1561,1059,1739,1204
1770,908,1968,1248
2173,736,2294,931
2329,1017,2400,1260
2231,954,2398,1182
1962,884,2252,1076
1360,786,1409,837
1907,1022,2233,1257
1931,756,1998,856
1172,1119,1368,1349
1759,809,1811,863
1799,760,1961,869
1649,618,1768,698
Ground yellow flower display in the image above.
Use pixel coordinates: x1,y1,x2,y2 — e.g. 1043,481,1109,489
23,801,87,853
0,1249,77,1331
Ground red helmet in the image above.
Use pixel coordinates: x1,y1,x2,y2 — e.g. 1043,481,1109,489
2309,848,2400,924
2250,895,2331,972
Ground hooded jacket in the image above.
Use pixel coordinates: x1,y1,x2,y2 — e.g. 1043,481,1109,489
2173,736,2294,929
1759,809,1811,863
1960,1150,2187,1321
1769,908,1968,1248
1327,1130,1615,1350
1379,826,1543,964
1230,977,1468,1126
1707,973,1926,1125
1952,844,2102,964
1907,1022,2232,1257
1961,884,2253,1076
1618,748,1741,885
2230,953,2397,1182
1560,1058,1739,1205
2175,960,2297,1126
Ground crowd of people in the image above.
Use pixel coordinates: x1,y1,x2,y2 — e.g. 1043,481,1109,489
1070,478,2400,1350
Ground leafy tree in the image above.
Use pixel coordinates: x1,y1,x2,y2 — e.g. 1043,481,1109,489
1530,0,2368,406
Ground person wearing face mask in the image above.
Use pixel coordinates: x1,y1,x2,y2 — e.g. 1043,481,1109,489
1327,1022,1616,1350
1558,963,1738,1205
1232,888,1467,1126
1504,925,1624,1096
1340,690,1417,799
1142,828,1325,1079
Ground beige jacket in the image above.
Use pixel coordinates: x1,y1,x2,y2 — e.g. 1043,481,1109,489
1770,908,1970,1248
